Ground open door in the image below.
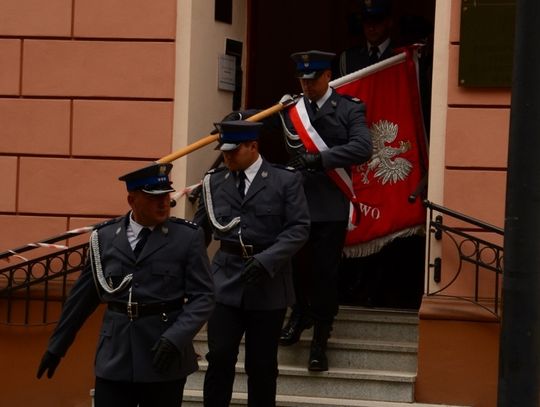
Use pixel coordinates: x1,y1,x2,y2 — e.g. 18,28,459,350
246,0,436,310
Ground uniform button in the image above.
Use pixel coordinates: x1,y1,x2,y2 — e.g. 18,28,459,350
242,224,248,228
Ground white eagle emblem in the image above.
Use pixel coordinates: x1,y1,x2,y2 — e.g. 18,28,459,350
358,120,413,185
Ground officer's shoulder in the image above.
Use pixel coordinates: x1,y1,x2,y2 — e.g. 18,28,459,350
340,94,364,104
169,216,199,230
205,166,227,176
270,163,297,172
93,216,123,231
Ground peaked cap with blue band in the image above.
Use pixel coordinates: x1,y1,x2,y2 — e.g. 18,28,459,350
118,163,175,195
290,50,336,79
360,0,392,20
214,120,263,151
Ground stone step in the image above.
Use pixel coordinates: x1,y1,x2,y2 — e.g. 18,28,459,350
278,337,417,372
187,307,422,405
185,362,416,403
331,307,419,342
194,333,417,372
183,389,469,407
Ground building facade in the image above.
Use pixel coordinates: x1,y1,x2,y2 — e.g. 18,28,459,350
0,1,507,406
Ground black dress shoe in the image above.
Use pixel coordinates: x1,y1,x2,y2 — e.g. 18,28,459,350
279,312,313,346
308,342,328,372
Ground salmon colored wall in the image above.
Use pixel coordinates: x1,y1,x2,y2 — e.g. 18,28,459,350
0,302,106,407
0,0,177,254
0,39,20,93
417,299,500,407
417,1,505,405
444,169,506,228
0,1,177,405
0,156,18,211
436,0,510,295
0,2,248,406
444,48,509,230
445,108,509,169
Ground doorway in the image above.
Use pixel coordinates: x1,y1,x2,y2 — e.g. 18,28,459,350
246,0,436,310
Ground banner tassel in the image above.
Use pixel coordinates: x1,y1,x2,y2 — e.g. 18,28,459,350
343,225,425,258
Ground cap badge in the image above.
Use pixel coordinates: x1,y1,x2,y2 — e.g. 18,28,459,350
364,0,373,7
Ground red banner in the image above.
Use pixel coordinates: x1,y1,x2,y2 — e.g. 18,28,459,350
332,47,428,257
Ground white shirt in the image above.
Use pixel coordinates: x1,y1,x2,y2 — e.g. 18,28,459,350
127,212,155,250
367,37,391,58
311,86,333,110
240,154,263,196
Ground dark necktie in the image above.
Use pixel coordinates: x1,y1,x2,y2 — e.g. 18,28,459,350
368,45,379,65
133,227,151,258
237,171,246,198
310,100,319,113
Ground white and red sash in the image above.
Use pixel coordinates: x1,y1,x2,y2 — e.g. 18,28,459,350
288,98,360,228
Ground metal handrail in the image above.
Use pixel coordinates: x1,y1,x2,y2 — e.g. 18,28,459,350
424,200,504,319
1,201,504,325
424,200,504,235
0,223,98,262
0,241,89,325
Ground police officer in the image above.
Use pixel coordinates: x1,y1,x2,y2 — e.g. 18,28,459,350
36,163,214,407
278,50,372,371
335,0,395,77
194,120,310,407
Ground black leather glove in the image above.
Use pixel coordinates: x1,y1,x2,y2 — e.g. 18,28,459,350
37,351,61,379
241,257,268,284
288,153,323,171
151,337,180,374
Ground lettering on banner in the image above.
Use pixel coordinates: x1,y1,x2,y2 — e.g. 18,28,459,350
358,202,381,220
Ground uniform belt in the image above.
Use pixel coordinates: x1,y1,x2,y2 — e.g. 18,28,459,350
108,300,183,319
219,241,267,257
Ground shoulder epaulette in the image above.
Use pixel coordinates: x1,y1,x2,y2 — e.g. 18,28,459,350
270,163,297,172
206,166,227,175
341,94,363,104
93,216,123,230
169,216,199,229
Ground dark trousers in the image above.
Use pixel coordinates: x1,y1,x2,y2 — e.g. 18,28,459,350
292,220,348,323
203,302,286,407
94,376,186,407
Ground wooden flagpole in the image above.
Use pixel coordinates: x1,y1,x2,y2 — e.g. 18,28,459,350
156,99,294,164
